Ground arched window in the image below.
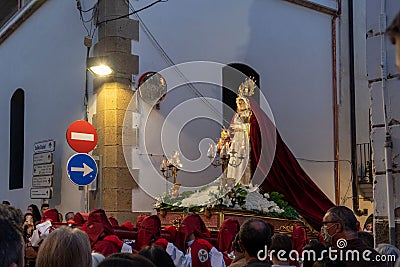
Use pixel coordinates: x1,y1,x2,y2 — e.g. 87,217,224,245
222,63,260,127
9,89,24,190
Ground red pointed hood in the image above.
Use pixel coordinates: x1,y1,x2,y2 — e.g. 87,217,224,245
136,215,161,249
174,214,210,251
217,218,240,253
42,208,60,223
136,214,149,228
73,212,88,225
292,226,309,253
85,209,115,246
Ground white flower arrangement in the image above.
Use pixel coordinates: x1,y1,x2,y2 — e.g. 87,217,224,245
155,181,291,217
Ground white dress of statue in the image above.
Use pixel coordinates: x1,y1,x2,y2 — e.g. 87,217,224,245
226,96,252,186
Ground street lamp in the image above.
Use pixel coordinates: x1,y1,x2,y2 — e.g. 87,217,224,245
87,56,114,76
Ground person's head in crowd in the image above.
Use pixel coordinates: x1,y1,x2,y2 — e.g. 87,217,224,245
0,204,24,267
312,259,347,267
2,200,10,205
58,212,63,222
269,234,293,265
232,233,243,255
302,240,326,267
27,204,41,224
321,206,358,246
65,211,75,222
238,218,272,262
139,246,175,267
102,254,156,267
35,227,92,267
91,252,105,267
357,231,374,248
387,11,400,72
23,212,35,240
41,203,50,216
174,214,210,252
363,214,373,233
42,208,60,223
375,244,400,267
136,215,162,249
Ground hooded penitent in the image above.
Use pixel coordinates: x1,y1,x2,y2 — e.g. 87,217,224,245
174,214,210,252
85,209,115,246
291,226,309,267
292,226,308,254
217,218,240,253
163,225,177,243
73,212,88,225
136,215,161,250
136,214,149,228
41,208,60,223
217,218,240,266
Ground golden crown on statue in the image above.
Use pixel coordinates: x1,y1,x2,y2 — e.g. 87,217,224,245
238,77,256,97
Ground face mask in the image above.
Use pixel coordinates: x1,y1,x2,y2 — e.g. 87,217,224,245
321,224,336,245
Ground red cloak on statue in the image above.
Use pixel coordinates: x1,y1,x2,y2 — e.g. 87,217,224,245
247,97,334,230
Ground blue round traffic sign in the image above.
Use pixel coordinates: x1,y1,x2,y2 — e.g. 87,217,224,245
67,153,98,186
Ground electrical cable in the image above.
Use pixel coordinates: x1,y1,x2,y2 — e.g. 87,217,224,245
76,0,97,37
96,0,167,26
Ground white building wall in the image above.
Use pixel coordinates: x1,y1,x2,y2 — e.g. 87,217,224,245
0,0,95,214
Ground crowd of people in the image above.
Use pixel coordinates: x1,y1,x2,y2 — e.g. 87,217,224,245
1,202,400,267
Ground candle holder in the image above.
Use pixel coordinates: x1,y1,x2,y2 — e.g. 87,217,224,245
207,128,246,187
160,151,182,186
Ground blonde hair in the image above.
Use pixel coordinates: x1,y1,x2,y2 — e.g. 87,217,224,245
36,227,92,267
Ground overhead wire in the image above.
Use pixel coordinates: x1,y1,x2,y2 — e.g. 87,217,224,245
76,0,97,37
97,0,168,26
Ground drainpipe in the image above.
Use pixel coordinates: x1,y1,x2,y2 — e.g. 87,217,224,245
379,0,395,246
332,14,340,205
348,0,364,216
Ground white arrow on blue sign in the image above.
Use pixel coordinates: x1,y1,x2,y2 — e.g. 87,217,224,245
67,153,98,186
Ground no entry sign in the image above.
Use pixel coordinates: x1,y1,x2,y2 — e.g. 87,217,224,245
66,120,98,153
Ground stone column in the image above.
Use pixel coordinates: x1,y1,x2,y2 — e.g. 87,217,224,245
370,81,400,247
92,0,139,223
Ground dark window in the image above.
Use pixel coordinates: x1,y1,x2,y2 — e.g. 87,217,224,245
9,89,24,190
222,63,260,127
0,0,19,28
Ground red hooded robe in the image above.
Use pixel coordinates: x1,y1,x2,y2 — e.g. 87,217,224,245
216,218,240,266
247,97,334,230
85,209,122,256
175,215,216,267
